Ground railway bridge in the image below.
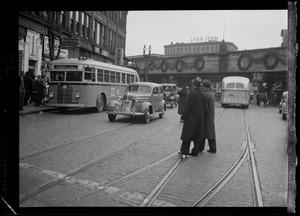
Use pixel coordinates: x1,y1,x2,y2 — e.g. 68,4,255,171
130,44,287,103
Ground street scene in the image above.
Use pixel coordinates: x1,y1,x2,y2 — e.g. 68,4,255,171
19,103,287,208
7,9,296,215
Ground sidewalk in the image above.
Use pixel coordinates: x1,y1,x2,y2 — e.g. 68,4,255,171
19,102,58,115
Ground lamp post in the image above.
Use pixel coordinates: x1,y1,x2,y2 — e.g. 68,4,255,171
143,45,151,82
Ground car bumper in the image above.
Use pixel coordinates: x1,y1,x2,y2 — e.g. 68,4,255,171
106,110,145,116
45,103,85,107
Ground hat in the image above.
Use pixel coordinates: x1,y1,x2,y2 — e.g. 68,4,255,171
202,79,211,87
191,77,202,86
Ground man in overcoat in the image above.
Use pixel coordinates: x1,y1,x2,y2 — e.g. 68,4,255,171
200,79,216,153
23,71,33,106
177,84,189,116
179,77,206,156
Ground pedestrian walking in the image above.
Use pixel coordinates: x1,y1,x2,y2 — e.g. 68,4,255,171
178,77,206,157
199,79,216,153
19,71,26,111
32,75,43,106
177,84,189,116
23,71,33,106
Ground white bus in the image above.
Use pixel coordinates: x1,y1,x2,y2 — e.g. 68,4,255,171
220,76,250,109
45,58,139,112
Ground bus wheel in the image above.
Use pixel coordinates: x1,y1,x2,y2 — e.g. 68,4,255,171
143,110,150,124
108,114,116,121
96,94,105,112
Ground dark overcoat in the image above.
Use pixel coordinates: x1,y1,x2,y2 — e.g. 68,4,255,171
203,88,216,139
177,88,189,115
180,87,206,142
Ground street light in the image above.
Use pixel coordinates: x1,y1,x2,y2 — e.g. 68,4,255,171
143,45,151,82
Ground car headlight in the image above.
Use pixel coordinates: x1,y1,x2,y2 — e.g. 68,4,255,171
75,92,81,99
49,92,55,98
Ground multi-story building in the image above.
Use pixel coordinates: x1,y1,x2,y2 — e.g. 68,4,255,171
164,40,238,56
18,11,128,76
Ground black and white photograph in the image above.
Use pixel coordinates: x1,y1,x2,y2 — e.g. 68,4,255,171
1,5,297,216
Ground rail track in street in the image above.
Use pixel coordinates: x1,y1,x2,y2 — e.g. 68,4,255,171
20,107,263,207
19,114,182,205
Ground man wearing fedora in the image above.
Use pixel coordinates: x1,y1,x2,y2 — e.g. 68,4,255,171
179,76,206,157
200,79,217,153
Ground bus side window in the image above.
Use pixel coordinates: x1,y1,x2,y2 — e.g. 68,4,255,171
122,73,126,84
116,72,120,83
97,69,104,82
130,74,134,83
127,74,131,84
111,71,116,83
104,70,110,82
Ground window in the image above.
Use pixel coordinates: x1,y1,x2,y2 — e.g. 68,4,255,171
75,11,79,34
84,67,95,81
226,82,235,88
110,71,116,83
97,69,104,82
127,74,131,84
104,70,110,82
236,83,245,89
122,73,126,83
153,87,158,94
66,71,82,81
116,72,120,83
96,22,100,44
50,71,65,81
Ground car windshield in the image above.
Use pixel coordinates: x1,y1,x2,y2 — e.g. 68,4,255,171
162,86,173,92
126,85,152,94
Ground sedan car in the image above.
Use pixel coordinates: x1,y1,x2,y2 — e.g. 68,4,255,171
106,82,166,123
161,83,179,108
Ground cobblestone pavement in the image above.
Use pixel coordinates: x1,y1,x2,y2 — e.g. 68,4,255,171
19,103,289,210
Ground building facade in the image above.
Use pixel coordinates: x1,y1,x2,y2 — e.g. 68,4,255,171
19,11,128,76
164,40,238,56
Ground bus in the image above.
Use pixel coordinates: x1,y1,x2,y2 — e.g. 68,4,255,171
45,58,139,112
220,76,250,109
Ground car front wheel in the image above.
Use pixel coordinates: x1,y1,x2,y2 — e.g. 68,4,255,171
143,110,150,123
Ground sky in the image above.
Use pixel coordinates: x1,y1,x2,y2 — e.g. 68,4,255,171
125,10,288,57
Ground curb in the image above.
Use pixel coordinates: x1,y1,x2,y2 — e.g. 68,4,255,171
19,107,59,115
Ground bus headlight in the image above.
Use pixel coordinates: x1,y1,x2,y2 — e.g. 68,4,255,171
75,92,81,99
49,92,55,98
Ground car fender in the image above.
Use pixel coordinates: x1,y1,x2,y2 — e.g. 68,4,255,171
107,100,121,111
140,101,152,114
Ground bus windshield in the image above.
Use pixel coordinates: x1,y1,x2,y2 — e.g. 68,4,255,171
50,71,83,81
50,71,65,81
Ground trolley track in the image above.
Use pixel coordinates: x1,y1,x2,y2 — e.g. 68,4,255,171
20,122,135,160
136,109,263,207
58,108,227,207
19,117,180,204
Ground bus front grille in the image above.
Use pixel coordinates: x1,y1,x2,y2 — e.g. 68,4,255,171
57,85,73,104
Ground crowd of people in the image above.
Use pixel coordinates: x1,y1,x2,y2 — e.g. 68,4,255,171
19,71,49,111
177,76,217,157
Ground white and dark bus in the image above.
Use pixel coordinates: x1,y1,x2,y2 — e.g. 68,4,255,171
46,58,139,112
220,76,250,109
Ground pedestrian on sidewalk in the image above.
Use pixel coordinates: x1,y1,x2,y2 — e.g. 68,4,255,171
199,79,216,153
23,71,33,106
19,71,26,111
177,84,189,117
32,75,43,106
178,76,206,157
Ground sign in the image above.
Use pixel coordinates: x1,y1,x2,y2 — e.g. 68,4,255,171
191,36,218,43
101,50,109,57
61,38,79,49
44,36,68,58
115,48,124,65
